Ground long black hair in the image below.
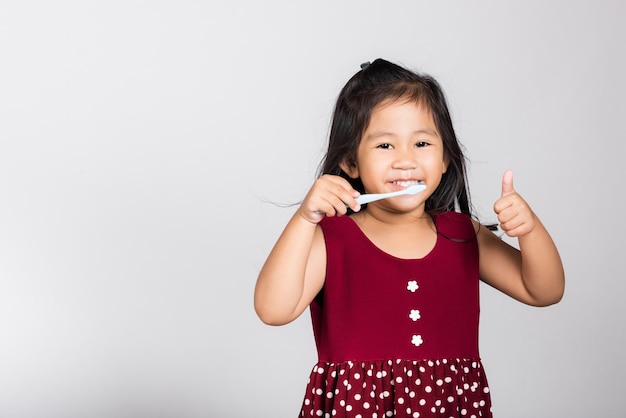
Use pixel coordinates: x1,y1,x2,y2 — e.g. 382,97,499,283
318,58,472,216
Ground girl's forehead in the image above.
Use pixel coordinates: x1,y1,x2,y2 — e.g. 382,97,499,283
360,102,440,145
368,98,437,127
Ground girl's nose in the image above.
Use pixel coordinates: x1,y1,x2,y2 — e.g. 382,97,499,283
392,151,417,171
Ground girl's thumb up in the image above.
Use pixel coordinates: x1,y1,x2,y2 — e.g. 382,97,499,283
501,169,515,197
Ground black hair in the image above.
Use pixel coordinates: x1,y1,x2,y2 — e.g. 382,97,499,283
317,58,472,216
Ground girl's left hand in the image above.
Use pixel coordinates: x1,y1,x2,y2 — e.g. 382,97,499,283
493,170,536,237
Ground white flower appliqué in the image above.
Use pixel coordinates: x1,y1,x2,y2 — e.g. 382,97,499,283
409,309,421,321
411,335,423,347
407,280,419,292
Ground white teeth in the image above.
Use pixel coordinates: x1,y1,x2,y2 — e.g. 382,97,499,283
393,180,422,187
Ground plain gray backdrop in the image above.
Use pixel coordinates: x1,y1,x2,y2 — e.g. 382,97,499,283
1,1,624,417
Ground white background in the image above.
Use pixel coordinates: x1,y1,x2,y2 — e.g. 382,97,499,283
1,1,624,417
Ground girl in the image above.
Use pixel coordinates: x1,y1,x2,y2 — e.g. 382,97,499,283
254,59,564,417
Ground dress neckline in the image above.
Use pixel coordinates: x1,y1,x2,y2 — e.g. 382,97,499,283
342,215,439,261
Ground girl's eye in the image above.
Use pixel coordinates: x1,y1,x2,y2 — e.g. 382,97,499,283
415,141,429,148
377,143,393,149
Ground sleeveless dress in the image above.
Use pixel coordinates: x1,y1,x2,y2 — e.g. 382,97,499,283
299,212,493,418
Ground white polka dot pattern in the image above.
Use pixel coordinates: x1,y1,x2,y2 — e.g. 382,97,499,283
300,358,492,417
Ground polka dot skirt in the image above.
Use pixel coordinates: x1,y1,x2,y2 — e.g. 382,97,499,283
300,358,492,417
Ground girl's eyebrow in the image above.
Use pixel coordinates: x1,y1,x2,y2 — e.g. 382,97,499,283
364,129,439,141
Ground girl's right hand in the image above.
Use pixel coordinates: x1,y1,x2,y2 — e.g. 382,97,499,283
298,174,361,224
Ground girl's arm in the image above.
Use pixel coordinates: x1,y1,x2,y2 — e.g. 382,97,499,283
254,175,360,325
477,170,565,307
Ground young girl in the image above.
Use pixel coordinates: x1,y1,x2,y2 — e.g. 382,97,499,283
254,59,564,417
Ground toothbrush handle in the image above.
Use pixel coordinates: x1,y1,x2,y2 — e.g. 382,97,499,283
314,186,424,213
355,194,384,205
355,191,403,205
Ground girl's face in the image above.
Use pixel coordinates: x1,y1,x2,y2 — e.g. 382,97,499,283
341,99,448,213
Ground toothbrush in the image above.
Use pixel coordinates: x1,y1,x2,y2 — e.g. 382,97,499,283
354,183,426,204
315,183,426,213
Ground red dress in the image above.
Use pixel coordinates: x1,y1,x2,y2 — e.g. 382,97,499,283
300,212,492,417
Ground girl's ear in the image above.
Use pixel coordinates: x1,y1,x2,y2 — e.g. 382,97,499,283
339,158,359,179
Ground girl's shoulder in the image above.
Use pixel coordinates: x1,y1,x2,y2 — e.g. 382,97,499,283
433,210,473,226
319,215,357,237
433,211,477,242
